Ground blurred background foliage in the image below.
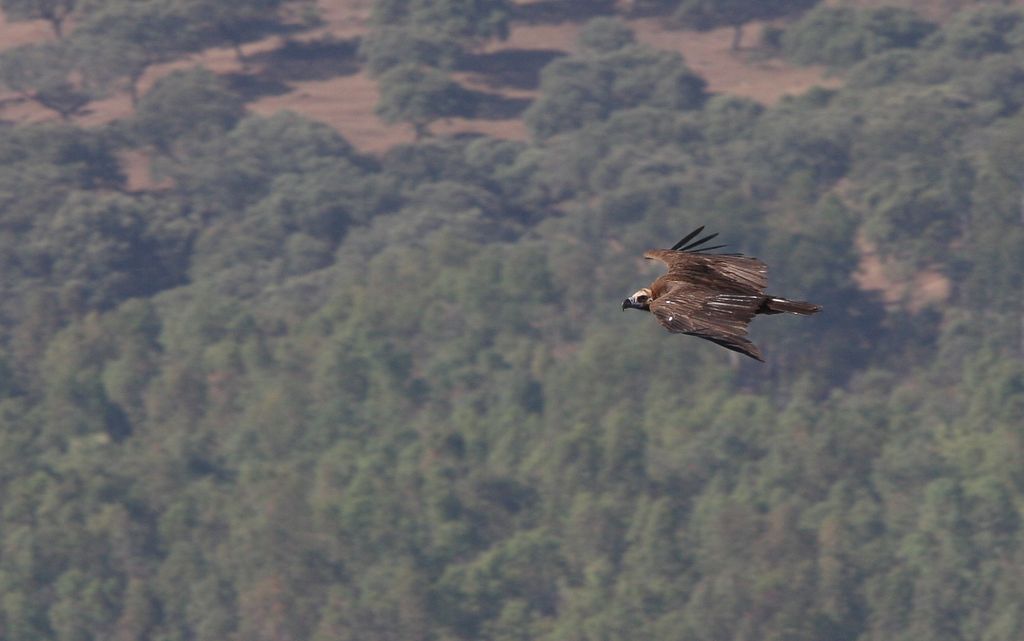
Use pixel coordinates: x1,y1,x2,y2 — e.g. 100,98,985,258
0,0,1023,640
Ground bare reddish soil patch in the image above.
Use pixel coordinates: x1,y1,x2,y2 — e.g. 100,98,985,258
251,71,410,151
0,11,53,49
633,18,842,103
855,234,951,311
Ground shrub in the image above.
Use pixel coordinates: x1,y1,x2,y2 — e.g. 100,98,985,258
577,17,636,54
923,6,1024,59
783,6,935,67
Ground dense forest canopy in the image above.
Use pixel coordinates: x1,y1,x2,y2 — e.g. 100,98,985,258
0,1,1023,640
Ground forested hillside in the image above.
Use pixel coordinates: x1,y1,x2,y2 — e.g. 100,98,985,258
0,1,1023,640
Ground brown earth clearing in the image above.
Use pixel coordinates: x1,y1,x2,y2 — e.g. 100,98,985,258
854,236,951,311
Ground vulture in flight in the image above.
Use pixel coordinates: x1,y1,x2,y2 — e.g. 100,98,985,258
622,226,821,362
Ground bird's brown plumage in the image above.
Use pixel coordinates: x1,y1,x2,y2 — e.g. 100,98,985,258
622,227,821,361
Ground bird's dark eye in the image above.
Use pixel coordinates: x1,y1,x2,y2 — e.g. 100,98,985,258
636,295,648,303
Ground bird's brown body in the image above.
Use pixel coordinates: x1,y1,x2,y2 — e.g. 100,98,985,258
622,227,821,361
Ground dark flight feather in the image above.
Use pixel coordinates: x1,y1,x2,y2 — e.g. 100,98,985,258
670,226,705,251
680,232,719,251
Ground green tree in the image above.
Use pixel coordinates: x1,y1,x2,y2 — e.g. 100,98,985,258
524,45,706,138
372,0,511,46
375,64,473,139
188,158,382,280
176,0,290,63
132,67,245,156
923,6,1024,60
41,192,183,310
0,43,91,120
577,16,637,53
165,111,360,214
72,1,196,105
783,6,937,67
1,0,77,37
113,578,158,641
674,0,820,50
48,570,119,641
359,25,461,76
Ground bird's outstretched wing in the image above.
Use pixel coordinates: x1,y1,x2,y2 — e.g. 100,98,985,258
648,283,765,361
644,250,768,295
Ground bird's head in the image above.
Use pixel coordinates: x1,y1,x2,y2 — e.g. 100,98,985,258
622,288,653,311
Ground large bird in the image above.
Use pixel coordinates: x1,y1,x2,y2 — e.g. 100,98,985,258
622,226,821,361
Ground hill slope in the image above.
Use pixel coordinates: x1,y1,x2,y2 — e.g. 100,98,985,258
0,0,839,151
